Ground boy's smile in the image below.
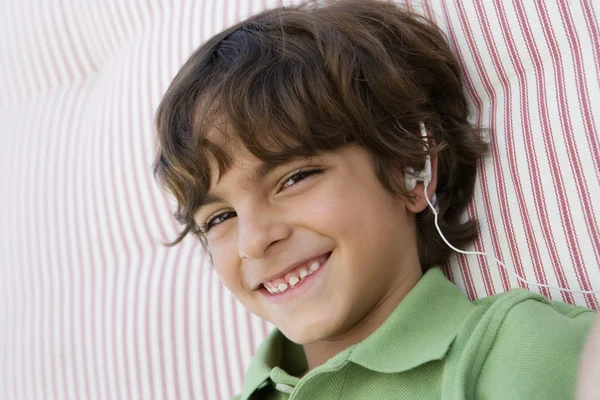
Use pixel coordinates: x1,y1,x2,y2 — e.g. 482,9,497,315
258,251,331,302
195,142,432,366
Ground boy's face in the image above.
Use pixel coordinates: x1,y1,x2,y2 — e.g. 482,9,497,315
195,142,424,344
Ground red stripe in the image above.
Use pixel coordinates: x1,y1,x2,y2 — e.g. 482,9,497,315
60,87,83,400
245,307,257,368
109,250,126,393
557,0,600,297
116,33,145,398
58,1,88,78
98,89,113,399
131,29,158,399
207,268,223,398
198,270,209,398
98,63,134,399
27,40,54,400
459,252,477,301
471,0,553,298
10,91,33,398
45,89,67,400
128,8,149,266
454,0,531,293
441,0,507,297
231,296,246,392
582,0,600,87
183,248,196,399
14,101,33,400
17,97,36,399
0,5,16,105
423,0,435,22
131,261,147,398
48,0,75,82
494,0,576,301
471,194,501,293
56,88,73,399
143,262,157,399
85,86,112,395
534,0,597,308
512,0,579,302
140,10,172,255
218,283,235,397
261,319,270,338
157,252,170,399
120,253,135,400
35,5,62,88
99,78,119,399
12,6,40,101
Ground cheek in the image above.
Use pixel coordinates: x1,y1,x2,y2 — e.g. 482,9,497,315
295,183,370,238
209,240,242,290
302,179,409,251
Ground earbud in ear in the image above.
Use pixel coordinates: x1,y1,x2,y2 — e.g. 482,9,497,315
404,122,432,191
404,167,418,191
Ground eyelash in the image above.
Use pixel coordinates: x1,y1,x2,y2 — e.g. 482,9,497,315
200,168,323,233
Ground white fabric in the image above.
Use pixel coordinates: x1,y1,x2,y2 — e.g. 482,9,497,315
0,0,598,398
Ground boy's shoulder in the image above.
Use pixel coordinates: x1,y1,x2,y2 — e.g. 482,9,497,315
471,285,594,333
458,287,595,399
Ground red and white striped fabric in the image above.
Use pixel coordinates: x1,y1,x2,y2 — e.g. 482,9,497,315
0,0,598,399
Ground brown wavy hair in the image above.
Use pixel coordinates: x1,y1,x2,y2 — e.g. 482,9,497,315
153,0,488,269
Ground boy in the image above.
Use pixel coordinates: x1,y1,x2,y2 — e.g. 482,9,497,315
153,1,595,398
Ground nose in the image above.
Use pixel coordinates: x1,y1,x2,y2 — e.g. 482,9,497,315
237,208,291,260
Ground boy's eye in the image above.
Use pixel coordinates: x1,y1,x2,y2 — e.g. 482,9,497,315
279,168,323,192
201,168,322,233
203,211,236,233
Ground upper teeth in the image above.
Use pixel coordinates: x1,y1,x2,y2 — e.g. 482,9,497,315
264,260,323,294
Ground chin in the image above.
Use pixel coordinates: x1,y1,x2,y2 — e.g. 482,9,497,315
278,320,337,345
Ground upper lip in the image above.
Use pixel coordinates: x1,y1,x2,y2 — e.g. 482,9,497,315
253,252,331,290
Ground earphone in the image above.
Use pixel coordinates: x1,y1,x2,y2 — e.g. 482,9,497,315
410,122,599,295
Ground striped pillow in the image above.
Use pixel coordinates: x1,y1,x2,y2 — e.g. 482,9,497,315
0,0,598,399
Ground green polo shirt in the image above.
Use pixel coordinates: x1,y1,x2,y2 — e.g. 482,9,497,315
233,268,595,399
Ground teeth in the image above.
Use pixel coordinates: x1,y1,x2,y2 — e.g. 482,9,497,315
309,261,320,272
264,259,325,294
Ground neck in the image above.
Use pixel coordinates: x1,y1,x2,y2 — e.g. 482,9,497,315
301,267,422,372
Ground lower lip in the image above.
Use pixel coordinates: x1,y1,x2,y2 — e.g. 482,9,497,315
258,253,331,304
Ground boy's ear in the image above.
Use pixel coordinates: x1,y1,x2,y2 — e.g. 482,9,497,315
405,152,438,214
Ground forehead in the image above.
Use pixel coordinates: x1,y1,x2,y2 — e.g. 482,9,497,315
201,121,317,186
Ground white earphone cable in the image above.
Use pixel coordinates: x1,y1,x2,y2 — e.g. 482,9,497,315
417,121,598,295
422,179,600,295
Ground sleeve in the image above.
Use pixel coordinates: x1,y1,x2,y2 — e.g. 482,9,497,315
475,299,596,400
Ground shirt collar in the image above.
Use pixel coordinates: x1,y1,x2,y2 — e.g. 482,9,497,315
347,267,475,372
239,267,475,399
240,327,307,399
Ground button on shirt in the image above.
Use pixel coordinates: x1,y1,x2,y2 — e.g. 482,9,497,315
232,268,595,399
